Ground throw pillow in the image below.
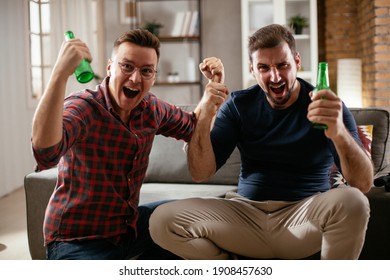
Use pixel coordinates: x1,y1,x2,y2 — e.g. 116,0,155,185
357,124,373,158
330,124,373,188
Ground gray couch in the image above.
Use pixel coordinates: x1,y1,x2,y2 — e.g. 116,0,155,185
24,106,390,260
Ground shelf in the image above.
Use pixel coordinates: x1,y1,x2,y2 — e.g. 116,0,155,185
155,81,201,86
158,36,200,42
287,0,310,3
136,0,203,102
294,34,310,40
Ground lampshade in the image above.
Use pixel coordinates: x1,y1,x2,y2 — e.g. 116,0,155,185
337,58,362,107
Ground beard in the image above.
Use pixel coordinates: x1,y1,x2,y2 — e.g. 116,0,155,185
263,77,297,109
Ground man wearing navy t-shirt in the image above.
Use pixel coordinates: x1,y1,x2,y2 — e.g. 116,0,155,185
150,24,374,260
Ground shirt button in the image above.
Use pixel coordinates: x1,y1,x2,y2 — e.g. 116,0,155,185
134,156,138,160
128,178,131,182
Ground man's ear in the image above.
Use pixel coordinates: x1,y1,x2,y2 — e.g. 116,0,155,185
295,52,301,71
250,63,255,78
107,59,112,76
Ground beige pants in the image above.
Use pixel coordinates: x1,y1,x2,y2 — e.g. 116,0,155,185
149,187,370,260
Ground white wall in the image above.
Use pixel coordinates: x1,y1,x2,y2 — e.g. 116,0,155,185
201,0,242,92
0,0,37,198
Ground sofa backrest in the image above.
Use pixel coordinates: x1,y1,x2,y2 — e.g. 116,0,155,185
144,106,390,185
144,104,241,185
350,107,390,173
144,105,240,185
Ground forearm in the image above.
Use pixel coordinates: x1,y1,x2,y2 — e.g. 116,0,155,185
189,56,228,181
334,129,374,193
187,106,217,182
32,38,92,148
31,71,68,148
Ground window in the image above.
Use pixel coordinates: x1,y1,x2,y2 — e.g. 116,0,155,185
27,0,101,105
28,0,51,101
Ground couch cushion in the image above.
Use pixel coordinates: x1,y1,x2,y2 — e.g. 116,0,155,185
331,108,389,189
144,104,240,185
144,134,240,185
331,124,373,188
350,108,390,173
358,125,373,158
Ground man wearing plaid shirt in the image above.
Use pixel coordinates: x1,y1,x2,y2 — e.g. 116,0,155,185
31,29,227,260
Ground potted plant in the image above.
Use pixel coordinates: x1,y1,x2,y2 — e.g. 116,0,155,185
288,14,309,34
142,20,164,36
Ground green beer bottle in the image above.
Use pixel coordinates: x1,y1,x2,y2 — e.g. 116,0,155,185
312,62,329,129
64,31,94,83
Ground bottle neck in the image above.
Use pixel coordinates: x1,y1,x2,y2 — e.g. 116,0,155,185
316,63,329,90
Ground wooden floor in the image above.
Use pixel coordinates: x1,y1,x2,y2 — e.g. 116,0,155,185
0,187,31,260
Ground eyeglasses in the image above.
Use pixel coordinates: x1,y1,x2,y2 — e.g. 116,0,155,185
117,61,157,80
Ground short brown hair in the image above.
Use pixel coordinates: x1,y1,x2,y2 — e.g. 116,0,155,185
112,29,160,60
248,24,296,62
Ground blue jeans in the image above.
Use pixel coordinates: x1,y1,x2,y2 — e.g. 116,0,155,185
46,200,180,260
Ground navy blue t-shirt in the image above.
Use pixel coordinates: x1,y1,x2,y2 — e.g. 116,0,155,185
211,78,360,201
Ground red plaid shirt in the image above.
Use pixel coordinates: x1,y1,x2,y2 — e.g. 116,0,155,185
32,77,196,245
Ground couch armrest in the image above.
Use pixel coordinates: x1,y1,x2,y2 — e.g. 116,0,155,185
350,108,390,173
24,168,57,260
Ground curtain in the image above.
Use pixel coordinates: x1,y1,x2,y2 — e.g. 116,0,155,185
50,0,99,94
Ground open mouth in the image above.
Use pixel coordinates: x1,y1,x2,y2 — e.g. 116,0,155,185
269,83,286,95
123,86,140,98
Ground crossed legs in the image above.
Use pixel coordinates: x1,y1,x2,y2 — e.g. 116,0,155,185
149,188,370,260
